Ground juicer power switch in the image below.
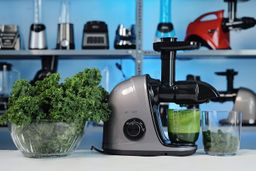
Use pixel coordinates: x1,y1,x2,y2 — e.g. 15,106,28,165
123,118,146,141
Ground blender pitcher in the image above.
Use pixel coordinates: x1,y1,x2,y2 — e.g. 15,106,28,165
155,0,175,41
29,0,47,50
0,62,20,113
56,0,75,49
0,62,20,96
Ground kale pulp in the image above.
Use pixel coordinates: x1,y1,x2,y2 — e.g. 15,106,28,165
203,129,239,155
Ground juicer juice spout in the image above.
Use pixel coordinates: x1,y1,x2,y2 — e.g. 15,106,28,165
153,37,219,105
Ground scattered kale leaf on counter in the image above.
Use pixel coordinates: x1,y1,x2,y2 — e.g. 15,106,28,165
203,129,239,154
0,68,111,126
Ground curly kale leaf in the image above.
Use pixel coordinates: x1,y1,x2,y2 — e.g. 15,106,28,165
63,68,102,95
63,69,110,122
6,96,43,125
0,68,110,126
8,80,33,106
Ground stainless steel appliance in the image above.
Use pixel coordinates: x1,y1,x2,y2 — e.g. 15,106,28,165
103,38,219,156
56,0,74,49
29,0,47,50
0,25,21,50
29,24,47,50
56,23,74,49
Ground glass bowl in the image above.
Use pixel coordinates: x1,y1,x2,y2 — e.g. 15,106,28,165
201,111,242,156
168,109,200,145
10,121,85,158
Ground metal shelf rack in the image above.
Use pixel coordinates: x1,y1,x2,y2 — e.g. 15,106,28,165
0,50,136,59
144,50,256,60
1,0,256,74
0,0,144,75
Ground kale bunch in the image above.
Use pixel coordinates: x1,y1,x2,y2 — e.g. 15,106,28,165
0,68,110,126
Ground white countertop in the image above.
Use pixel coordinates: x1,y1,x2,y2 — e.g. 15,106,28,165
0,149,255,171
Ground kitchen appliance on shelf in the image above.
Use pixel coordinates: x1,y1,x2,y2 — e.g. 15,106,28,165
155,0,175,41
0,25,21,50
56,0,75,50
103,37,219,156
0,62,20,115
114,24,136,49
185,0,256,49
211,69,256,125
29,0,47,50
82,21,109,49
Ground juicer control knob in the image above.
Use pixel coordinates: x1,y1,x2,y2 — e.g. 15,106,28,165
123,118,146,141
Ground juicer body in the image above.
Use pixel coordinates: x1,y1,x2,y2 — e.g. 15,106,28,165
103,75,197,156
233,88,256,125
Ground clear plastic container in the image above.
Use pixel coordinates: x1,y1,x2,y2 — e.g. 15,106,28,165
201,111,242,156
10,121,85,158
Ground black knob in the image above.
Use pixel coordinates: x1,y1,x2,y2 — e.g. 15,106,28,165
123,118,146,141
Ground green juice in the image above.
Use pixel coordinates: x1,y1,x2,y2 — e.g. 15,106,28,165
168,109,200,144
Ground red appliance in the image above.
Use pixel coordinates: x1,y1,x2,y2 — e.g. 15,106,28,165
185,0,256,49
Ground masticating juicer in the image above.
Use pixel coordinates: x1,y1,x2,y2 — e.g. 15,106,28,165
103,38,219,156
211,69,256,125
185,0,256,49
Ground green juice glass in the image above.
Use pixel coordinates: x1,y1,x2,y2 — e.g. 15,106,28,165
168,109,200,145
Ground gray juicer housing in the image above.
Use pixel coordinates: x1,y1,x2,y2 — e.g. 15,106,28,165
212,69,256,125
103,38,219,156
103,75,197,156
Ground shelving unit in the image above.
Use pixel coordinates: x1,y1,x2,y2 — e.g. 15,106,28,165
0,0,144,75
144,50,256,60
0,0,255,74
0,50,136,59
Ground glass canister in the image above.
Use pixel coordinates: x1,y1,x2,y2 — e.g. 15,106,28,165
0,62,20,97
201,110,242,156
0,62,20,114
168,109,200,145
